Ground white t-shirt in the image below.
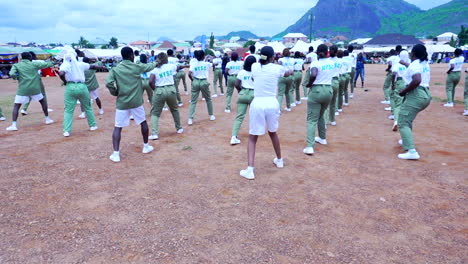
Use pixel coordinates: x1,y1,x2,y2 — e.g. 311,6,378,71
387,55,398,67
237,70,254,89
306,52,317,63
189,58,198,66
392,63,410,84
420,60,430,88
310,58,335,85
189,60,212,79
251,63,285,97
405,59,421,87
279,57,295,71
150,64,177,86
213,58,222,69
343,56,353,73
330,57,342,78
168,57,178,65
349,53,357,68
340,58,348,75
226,61,243,75
294,58,304,71
60,61,89,83
245,54,261,62
449,56,464,72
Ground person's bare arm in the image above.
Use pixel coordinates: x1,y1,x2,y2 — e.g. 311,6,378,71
59,71,67,85
149,74,156,90
188,71,193,82
447,64,454,74
399,73,421,96
235,79,242,92
306,67,318,87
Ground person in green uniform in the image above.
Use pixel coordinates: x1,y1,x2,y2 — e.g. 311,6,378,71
212,51,224,97
328,45,340,126
21,51,53,115
0,106,6,121
138,54,154,108
292,51,305,105
335,50,346,115
303,44,334,155
443,48,464,108
188,50,216,125
78,57,105,118
277,48,295,111
390,50,410,132
301,46,316,100
230,56,256,145
224,52,243,113
348,45,356,97
6,52,54,131
175,54,189,96
397,44,432,160
106,47,157,163
58,48,101,137
382,49,397,105
148,52,184,140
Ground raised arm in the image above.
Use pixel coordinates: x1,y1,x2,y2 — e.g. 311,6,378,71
32,61,54,70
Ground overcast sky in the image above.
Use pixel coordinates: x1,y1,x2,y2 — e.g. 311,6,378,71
0,0,450,44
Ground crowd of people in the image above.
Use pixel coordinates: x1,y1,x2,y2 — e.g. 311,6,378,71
1,43,467,180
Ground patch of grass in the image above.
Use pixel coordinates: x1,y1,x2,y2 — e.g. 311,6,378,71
182,146,192,151
0,95,15,116
433,82,443,86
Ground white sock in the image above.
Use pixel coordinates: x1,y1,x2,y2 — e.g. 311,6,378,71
144,143,149,147
113,151,119,155
12,121,17,126
276,158,283,162
409,149,416,153
247,166,254,172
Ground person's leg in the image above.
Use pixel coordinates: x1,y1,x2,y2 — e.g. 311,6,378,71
464,74,468,112
268,131,281,160
393,80,405,123
302,69,311,99
277,77,286,108
150,89,165,135
213,69,219,95
446,73,454,103
452,72,461,103
0,106,4,118
11,103,21,122
337,77,344,110
343,74,350,104
166,87,182,131
145,84,154,105
175,72,182,93
383,73,391,101
38,98,49,118
285,77,293,108
232,89,250,137
201,80,214,116
76,86,97,128
225,76,235,111
182,72,188,93
354,69,359,86
218,70,224,94
63,85,77,133
294,72,302,102
318,98,331,139
95,97,102,110
306,91,321,147
22,100,31,112
112,127,122,151
350,68,356,94
247,135,258,167
140,121,149,144
329,79,338,123
189,80,200,119
172,77,182,105
361,68,365,88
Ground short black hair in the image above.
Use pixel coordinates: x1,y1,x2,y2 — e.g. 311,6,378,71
195,50,205,61
75,49,82,57
396,45,402,52
249,45,255,54
121,47,134,60
140,54,148,64
260,46,274,64
244,56,256,71
83,57,90,63
134,50,139,56
294,51,301,58
29,51,37,60
411,44,428,61
347,45,354,52
177,54,182,59
329,45,338,57
167,49,174,56
317,44,328,58
231,52,239,61
21,52,32,60
337,50,344,58
309,46,314,52
389,49,396,55
454,48,463,56
343,50,349,56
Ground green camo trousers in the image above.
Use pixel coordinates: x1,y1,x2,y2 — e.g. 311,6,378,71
231,88,254,137
189,79,213,119
445,71,461,103
150,85,181,135
306,84,333,147
63,83,96,133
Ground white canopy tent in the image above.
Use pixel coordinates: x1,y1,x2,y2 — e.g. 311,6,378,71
363,47,393,53
426,44,456,53
254,42,266,52
267,41,286,53
82,49,122,59
290,40,310,53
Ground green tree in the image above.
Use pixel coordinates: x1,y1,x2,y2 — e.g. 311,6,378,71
457,25,468,46
101,45,108,49
209,33,215,49
78,36,89,48
109,37,118,49
243,40,256,48
449,36,457,48
205,49,215,56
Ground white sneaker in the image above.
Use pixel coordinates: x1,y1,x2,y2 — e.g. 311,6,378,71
315,137,327,145
443,102,454,107
284,107,291,112
273,158,284,168
392,121,398,132
130,115,134,120
230,136,241,145
99,109,104,115
338,109,343,112
89,126,98,131
301,97,308,100
381,100,390,104
220,93,225,96
188,119,193,125
109,152,120,162
224,109,231,113
6,125,18,131
344,103,349,106
384,107,392,111
202,98,206,101
178,103,183,107
142,144,154,154
330,121,337,126
20,109,28,115
177,128,184,134
296,101,301,105
45,118,54,125
63,131,70,137
398,139,403,145
291,103,297,107
350,93,354,98
0,117,6,121
210,115,216,121
48,108,54,112
149,134,159,140
163,107,169,111
398,151,420,160
77,100,81,105
388,115,394,120
240,169,255,180
212,94,218,98
464,110,468,116
335,112,340,116
79,112,86,119
303,147,314,155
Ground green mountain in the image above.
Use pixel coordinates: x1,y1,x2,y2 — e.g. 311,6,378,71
275,0,467,39
378,0,468,37
194,31,266,42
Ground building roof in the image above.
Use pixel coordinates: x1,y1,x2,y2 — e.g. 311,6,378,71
364,34,424,45
173,42,191,47
350,38,372,45
283,33,307,38
130,40,151,45
151,43,162,49
437,32,457,38
331,35,349,41
158,41,176,49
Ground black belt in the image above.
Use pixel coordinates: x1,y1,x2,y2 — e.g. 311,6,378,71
294,70,302,72
67,81,84,84
194,78,206,80
229,74,238,77
156,84,174,88
396,77,403,81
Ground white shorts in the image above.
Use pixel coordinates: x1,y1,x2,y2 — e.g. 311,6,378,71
89,90,99,100
249,97,280,135
15,94,44,104
115,106,146,128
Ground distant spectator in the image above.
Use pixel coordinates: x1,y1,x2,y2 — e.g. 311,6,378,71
354,53,366,88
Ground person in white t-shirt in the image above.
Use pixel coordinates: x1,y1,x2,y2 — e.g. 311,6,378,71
245,45,261,63
167,49,184,106
342,50,353,106
278,48,296,111
175,54,189,96
147,52,184,140
348,45,357,95
58,48,99,137
382,49,397,105
230,56,257,145
390,50,410,131
303,44,334,155
134,50,140,64
328,45,341,126
301,46,317,99
212,51,224,97
239,46,293,180
225,52,243,113
335,50,346,115
464,66,468,116
292,51,305,105
188,50,215,125
396,44,432,160
444,48,464,107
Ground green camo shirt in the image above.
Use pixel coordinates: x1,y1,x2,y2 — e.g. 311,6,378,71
84,61,102,91
9,60,54,96
106,60,156,110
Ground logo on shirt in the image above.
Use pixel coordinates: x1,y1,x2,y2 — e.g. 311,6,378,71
243,76,251,81
194,66,207,71
229,66,241,70
159,70,173,78
321,64,334,71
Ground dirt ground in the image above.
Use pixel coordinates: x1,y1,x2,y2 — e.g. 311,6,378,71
0,63,467,264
